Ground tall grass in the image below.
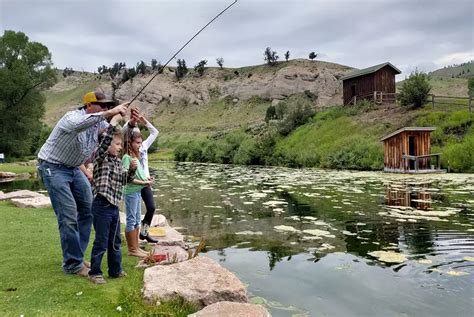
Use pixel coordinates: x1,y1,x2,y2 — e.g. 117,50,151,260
415,110,473,172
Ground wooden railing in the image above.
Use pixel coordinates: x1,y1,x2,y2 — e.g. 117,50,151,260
429,94,472,112
347,92,472,111
402,153,442,172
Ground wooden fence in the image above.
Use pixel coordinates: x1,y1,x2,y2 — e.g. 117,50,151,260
429,94,472,112
348,91,472,112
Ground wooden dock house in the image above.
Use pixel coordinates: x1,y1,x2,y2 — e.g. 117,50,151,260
381,127,443,173
341,62,401,105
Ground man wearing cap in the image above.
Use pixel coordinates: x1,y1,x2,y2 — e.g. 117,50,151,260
37,91,129,277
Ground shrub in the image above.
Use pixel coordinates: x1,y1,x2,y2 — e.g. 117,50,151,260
442,134,474,172
175,59,188,80
216,57,224,69
275,102,287,119
398,71,431,108
265,105,277,122
194,60,207,77
278,104,315,136
468,77,474,98
233,138,258,165
264,47,279,66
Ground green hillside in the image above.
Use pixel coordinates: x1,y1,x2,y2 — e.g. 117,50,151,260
42,62,474,172
429,61,474,78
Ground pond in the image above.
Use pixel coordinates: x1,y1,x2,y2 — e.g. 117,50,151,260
2,162,473,316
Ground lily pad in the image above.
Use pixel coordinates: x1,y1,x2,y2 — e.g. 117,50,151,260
368,251,407,264
302,229,335,238
274,225,299,233
446,270,469,276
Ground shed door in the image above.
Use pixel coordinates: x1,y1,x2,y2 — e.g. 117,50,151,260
351,84,356,97
408,136,416,170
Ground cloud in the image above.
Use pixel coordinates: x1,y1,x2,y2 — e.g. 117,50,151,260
1,0,472,76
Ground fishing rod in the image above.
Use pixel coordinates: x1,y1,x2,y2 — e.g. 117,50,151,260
128,0,238,105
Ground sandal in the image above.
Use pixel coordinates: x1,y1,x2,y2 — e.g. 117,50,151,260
110,271,128,278
88,275,106,284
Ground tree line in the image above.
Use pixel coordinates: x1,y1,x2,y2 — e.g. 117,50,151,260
92,47,319,83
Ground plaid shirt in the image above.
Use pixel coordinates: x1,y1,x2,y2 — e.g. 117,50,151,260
93,126,135,206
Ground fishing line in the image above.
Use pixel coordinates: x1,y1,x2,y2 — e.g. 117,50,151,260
129,0,238,105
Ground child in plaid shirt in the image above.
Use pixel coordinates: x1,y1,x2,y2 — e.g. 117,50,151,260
88,116,137,285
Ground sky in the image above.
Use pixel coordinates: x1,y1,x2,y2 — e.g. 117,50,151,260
1,0,473,80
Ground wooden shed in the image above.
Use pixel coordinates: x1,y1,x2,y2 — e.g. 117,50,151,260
381,127,443,173
341,62,401,105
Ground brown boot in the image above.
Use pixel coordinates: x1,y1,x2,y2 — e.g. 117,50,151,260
125,228,148,257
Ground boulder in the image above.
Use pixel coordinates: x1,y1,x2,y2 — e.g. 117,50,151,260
0,190,44,201
188,301,271,317
119,213,185,247
152,245,189,264
11,196,51,208
152,225,186,248
136,245,189,268
0,172,16,178
143,256,248,307
119,213,169,227
150,214,168,227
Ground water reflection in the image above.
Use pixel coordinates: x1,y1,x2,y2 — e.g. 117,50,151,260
385,182,433,210
151,163,473,316
2,162,473,316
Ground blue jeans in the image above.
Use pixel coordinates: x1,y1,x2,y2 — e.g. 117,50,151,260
37,161,93,274
124,192,141,232
89,195,122,277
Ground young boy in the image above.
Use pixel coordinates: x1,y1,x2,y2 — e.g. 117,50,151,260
88,115,137,284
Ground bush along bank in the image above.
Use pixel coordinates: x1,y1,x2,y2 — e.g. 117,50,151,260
415,109,473,172
174,104,474,173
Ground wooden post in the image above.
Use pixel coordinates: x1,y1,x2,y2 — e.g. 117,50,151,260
431,94,435,110
374,91,377,103
415,157,419,173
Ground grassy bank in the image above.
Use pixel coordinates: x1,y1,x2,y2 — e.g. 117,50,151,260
0,163,36,174
0,201,197,316
172,104,473,172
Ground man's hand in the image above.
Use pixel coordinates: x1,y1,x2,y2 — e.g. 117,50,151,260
104,102,130,120
79,164,93,183
109,113,122,127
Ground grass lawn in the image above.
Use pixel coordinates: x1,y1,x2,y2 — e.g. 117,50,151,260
0,163,36,174
0,201,197,316
148,149,175,161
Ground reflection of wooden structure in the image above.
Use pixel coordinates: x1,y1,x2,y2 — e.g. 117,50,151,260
385,184,432,210
341,62,401,105
381,127,443,173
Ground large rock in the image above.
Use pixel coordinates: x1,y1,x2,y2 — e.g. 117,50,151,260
143,256,248,307
119,213,186,247
188,301,271,317
0,190,44,201
136,245,189,268
152,245,189,263
152,225,186,248
11,196,51,208
119,213,169,227
150,214,168,227
0,172,16,178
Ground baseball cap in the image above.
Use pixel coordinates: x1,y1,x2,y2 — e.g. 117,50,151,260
82,91,115,106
